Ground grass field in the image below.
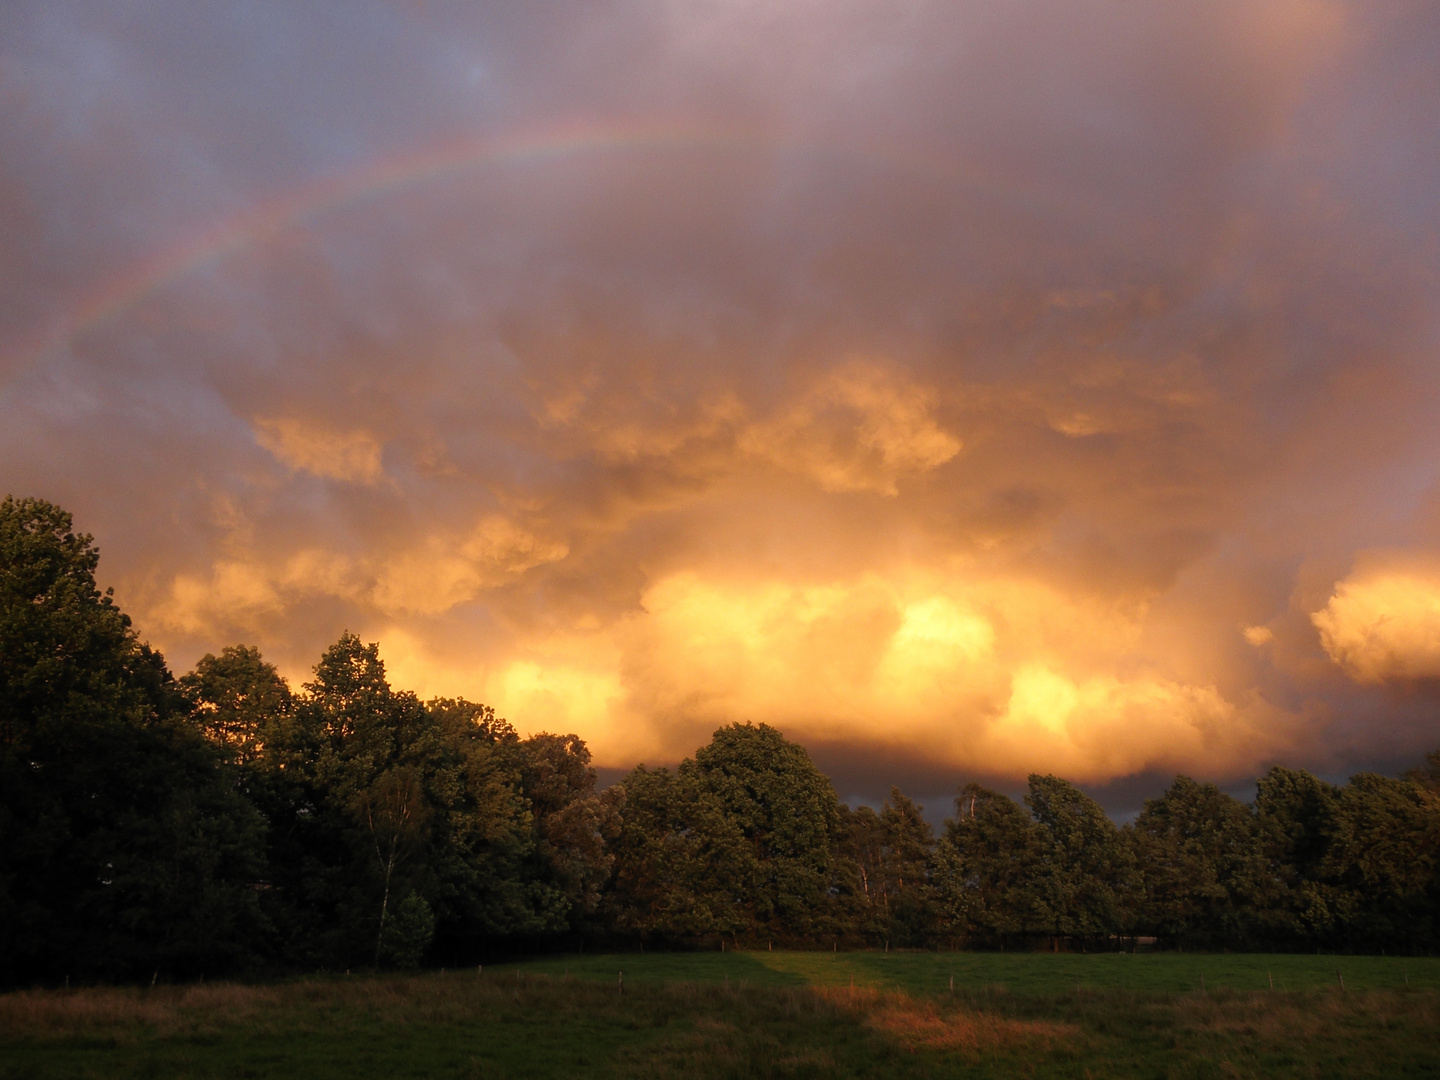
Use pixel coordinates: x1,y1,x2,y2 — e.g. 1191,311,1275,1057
510,947,1440,996
2,953,1437,1079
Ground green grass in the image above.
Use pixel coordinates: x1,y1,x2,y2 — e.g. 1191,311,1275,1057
2,954,1438,1079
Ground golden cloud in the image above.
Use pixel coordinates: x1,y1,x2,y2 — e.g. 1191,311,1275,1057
532,360,960,497
370,517,570,616
739,361,962,494
148,549,361,636
253,417,386,485
27,0,1428,795
142,516,566,636
360,564,1287,781
1312,555,1440,683
976,666,1266,782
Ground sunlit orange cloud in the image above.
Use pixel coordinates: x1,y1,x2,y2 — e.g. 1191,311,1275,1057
5,0,1440,796
369,563,1291,783
129,353,1302,783
1312,554,1440,684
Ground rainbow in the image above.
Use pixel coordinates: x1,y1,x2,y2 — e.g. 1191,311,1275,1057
5,116,1054,374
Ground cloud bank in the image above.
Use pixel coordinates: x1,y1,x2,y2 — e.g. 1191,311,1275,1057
1313,555,1440,684
3,0,1440,800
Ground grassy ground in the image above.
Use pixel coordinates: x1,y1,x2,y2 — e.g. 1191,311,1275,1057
511,947,1440,996
1,955,1437,1078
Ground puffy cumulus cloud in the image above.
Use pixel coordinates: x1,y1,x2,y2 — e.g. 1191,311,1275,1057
977,667,1275,782
141,514,567,638
253,418,385,485
377,625,628,749
1313,555,1440,683
370,517,570,616
528,359,958,496
738,361,961,495
360,564,1291,781
4,0,1440,798
149,550,360,637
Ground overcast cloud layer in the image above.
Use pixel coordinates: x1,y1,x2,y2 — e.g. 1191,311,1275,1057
4,1,1440,807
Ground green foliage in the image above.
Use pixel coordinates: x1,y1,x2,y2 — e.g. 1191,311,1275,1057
1405,749,1440,791
1252,766,1440,951
1132,776,1280,948
179,645,294,764
608,723,846,943
1025,774,1137,939
518,732,624,927
931,775,1143,943
606,763,755,939
840,788,939,945
378,892,435,970
935,783,1048,943
0,497,267,983
688,723,843,937
255,634,580,968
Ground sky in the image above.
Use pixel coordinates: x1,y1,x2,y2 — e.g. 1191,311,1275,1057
4,1,1440,813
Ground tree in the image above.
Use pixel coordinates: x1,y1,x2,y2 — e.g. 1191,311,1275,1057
0,497,267,983
608,723,844,943
687,723,844,940
518,733,623,928
270,636,569,966
378,892,434,969
839,789,937,946
1025,775,1136,944
1254,765,1345,945
356,766,429,965
605,764,752,939
420,698,565,952
1133,776,1276,947
934,777,1135,949
179,645,293,765
1260,768,1440,953
1405,749,1440,792
934,783,1047,944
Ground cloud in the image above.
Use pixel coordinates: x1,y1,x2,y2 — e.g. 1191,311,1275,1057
147,549,362,638
4,0,1440,798
144,515,567,637
1313,555,1440,683
738,361,962,494
977,666,1274,782
359,563,1289,780
253,417,385,485
371,517,570,616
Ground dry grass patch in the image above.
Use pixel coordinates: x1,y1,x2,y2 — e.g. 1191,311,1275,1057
0,984,293,1041
1160,987,1440,1042
0,975,537,1043
817,985,1078,1053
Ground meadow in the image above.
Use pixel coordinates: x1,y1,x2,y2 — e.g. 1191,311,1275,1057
2,952,1438,1079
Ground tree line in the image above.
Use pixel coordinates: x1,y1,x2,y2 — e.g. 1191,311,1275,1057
2,497,1438,984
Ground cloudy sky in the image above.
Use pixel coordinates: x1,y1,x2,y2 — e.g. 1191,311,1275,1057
4,1,1440,809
